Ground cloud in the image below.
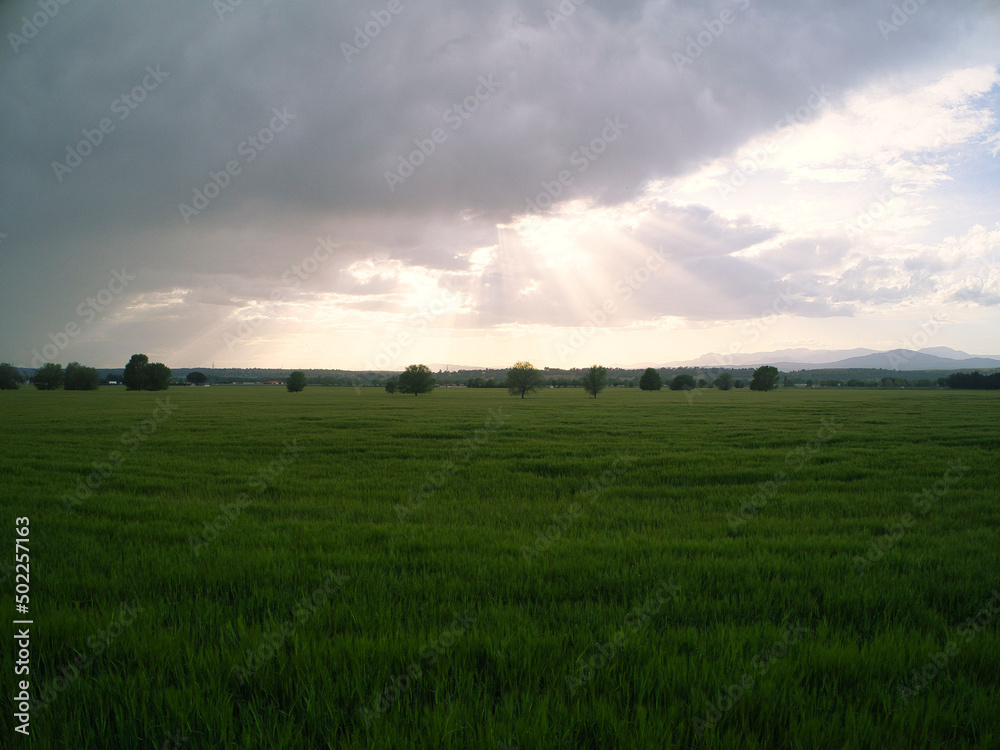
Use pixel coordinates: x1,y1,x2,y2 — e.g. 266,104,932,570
1,0,999,367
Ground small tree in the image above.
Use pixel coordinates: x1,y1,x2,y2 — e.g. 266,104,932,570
506,361,544,399
734,379,745,389
750,365,780,392
123,354,149,391
639,368,662,391
64,362,101,390
398,364,435,396
186,371,208,385
145,363,171,391
669,373,696,391
384,377,399,394
31,362,64,390
123,354,170,390
582,365,607,398
714,371,733,391
0,363,25,390
286,371,307,392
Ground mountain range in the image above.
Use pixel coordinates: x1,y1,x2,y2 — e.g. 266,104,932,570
626,347,1000,371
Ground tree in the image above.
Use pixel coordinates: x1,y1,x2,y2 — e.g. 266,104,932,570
582,365,607,398
0,363,25,390
639,368,662,391
123,354,149,391
506,361,544,399
669,373,696,391
384,377,398,394
946,371,1000,390
398,364,435,396
186,371,208,385
749,365,780,392
714,372,733,391
31,362,64,390
64,362,101,390
286,371,307,392
123,354,170,390
733,379,745,388
145,363,171,391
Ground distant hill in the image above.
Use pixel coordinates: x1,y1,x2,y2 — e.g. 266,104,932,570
647,347,1000,371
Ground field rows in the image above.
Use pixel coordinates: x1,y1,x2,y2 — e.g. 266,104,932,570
1,387,999,748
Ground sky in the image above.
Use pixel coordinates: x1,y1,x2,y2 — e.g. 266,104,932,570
1,0,999,371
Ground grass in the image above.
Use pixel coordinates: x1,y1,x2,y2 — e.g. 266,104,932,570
1,385,999,748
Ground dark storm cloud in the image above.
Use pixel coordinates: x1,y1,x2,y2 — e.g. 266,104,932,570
1,0,996,363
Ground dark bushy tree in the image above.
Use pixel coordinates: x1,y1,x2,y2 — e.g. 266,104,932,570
31,362,64,390
669,373,696,391
286,371,307,392
398,364,435,396
733,379,745,389
749,365,780,391
0,362,25,390
186,371,208,385
145,363,171,391
64,362,101,390
639,368,662,391
384,377,398,394
714,372,733,390
123,354,149,390
582,365,607,398
946,371,1000,389
506,361,544,399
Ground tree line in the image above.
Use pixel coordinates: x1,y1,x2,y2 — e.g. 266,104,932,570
0,354,171,391
370,363,781,398
945,371,1000,389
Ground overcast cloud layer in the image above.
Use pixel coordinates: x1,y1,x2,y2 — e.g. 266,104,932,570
1,0,998,369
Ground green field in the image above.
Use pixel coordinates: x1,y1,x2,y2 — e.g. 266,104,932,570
2,386,999,749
